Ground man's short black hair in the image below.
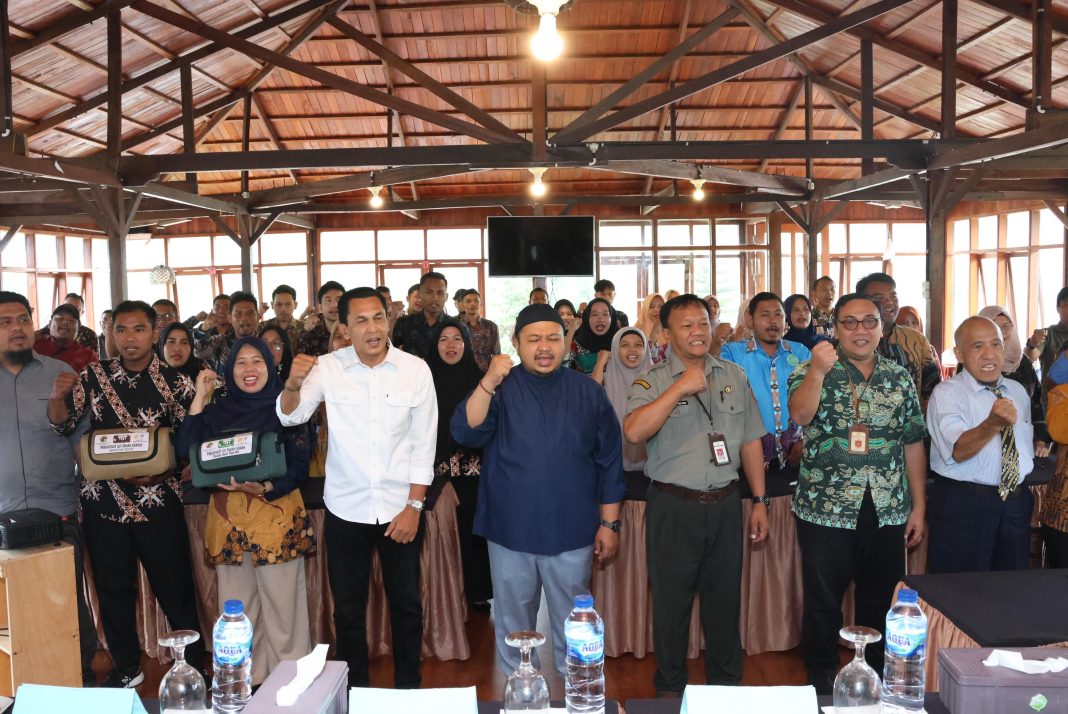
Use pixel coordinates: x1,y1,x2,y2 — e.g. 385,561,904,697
1057,287,1068,306
271,284,297,301
339,287,388,324
453,288,467,301
152,298,177,311
660,293,711,329
213,294,230,305
594,279,615,293
747,291,783,316
229,291,258,312
462,289,481,300
0,291,32,316
855,272,896,295
64,292,83,303
529,287,548,299
51,304,80,323
420,271,448,287
112,300,156,328
407,284,420,298
811,275,835,291
317,281,346,303
833,292,880,323
376,285,391,295
101,309,112,317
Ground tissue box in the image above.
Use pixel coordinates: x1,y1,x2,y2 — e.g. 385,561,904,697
939,647,1068,714
243,660,348,714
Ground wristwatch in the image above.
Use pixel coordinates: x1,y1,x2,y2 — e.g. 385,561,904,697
407,499,425,512
600,518,622,533
751,495,771,508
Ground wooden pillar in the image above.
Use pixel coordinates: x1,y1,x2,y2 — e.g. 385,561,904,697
0,0,12,139
1033,0,1053,114
804,76,814,181
806,229,819,293
238,217,253,292
768,213,783,295
107,12,122,161
941,0,957,139
180,64,196,187
108,228,127,305
926,180,948,355
306,228,320,294
860,39,874,175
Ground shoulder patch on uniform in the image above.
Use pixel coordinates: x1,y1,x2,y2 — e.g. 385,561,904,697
633,379,651,390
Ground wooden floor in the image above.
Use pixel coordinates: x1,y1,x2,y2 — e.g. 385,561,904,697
101,606,845,702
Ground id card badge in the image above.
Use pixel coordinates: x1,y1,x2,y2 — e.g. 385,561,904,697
708,433,732,466
848,424,870,455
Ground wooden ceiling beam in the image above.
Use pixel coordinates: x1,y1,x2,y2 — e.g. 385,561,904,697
251,94,299,185
551,0,912,144
811,76,942,134
326,16,523,142
20,0,331,138
0,150,121,187
131,0,519,146
10,0,140,58
560,6,738,141
594,159,810,194
248,165,476,208
772,0,1031,109
759,80,805,173
970,0,1068,37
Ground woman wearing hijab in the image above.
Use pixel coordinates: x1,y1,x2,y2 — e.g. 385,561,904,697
258,324,294,382
896,305,944,377
177,336,314,685
635,293,669,363
571,297,620,375
783,294,819,349
977,305,1048,450
555,299,581,368
424,317,492,607
159,322,205,379
592,326,652,499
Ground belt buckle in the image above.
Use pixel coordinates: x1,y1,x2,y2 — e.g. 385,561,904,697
698,489,717,503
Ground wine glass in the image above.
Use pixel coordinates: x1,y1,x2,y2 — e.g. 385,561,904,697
833,626,882,710
503,631,550,712
159,630,207,712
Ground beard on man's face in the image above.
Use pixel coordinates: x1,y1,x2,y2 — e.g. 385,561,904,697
2,349,33,367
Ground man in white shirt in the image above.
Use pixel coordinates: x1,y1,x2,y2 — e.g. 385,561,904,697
278,287,437,689
927,315,1036,573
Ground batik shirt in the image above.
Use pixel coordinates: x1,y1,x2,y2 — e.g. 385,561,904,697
50,355,195,523
195,328,238,376
787,353,926,529
877,323,941,406
258,317,303,351
295,320,331,357
465,318,501,372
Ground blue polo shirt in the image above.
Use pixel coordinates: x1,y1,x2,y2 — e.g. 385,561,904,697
451,365,625,556
720,338,810,435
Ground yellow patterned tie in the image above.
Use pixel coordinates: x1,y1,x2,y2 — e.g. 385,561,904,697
989,386,1020,500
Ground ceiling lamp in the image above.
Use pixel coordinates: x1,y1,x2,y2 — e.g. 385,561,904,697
530,0,567,61
690,178,706,202
368,185,384,209
529,167,548,198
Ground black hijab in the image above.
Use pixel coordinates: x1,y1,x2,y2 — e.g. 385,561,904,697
783,294,819,349
553,299,578,319
573,297,621,353
257,325,294,382
425,317,484,464
158,322,204,380
199,336,284,435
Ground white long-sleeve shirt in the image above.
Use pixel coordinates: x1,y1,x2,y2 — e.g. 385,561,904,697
276,345,437,524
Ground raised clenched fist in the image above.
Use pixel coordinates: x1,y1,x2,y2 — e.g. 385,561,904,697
809,340,838,376
484,354,514,389
50,372,81,401
675,364,707,396
286,354,318,391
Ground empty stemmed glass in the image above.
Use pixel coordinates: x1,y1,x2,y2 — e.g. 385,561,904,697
503,630,550,711
158,630,207,712
833,626,882,711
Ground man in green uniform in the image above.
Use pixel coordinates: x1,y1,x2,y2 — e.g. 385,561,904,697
625,293,769,696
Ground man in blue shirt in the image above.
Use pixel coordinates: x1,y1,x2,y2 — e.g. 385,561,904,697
452,303,625,676
927,315,1036,573
721,292,811,491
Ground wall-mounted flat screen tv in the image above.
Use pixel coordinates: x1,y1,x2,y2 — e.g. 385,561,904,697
487,216,595,276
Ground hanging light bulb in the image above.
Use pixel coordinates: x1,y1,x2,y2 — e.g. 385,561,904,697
530,1,567,62
368,185,384,209
529,167,548,198
691,178,706,201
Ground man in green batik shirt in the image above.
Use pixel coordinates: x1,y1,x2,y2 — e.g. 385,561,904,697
787,292,927,696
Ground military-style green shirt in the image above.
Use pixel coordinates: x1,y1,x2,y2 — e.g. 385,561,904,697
627,352,766,490
786,353,926,529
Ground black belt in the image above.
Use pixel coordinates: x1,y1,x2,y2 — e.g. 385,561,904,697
653,480,738,504
934,474,1027,499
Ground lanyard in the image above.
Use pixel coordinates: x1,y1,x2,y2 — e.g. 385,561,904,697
845,367,872,423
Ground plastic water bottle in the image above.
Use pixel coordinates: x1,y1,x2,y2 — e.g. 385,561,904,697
212,599,253,713
881,588,927,713
564,593,605,714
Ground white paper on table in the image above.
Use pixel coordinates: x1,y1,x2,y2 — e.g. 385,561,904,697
820,707,928,714
276,643,329,706
349,685,477,714
681,684,817,714
982,649,1068,675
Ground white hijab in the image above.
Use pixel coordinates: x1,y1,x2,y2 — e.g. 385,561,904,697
604,327,652,470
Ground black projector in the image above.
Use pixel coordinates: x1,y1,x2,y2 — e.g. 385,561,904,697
0,509,63,549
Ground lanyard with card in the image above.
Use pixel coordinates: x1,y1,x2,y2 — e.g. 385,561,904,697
694,383,732,467
845,367,871,455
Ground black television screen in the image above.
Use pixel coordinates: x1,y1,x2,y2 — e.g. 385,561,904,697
487,216,595,277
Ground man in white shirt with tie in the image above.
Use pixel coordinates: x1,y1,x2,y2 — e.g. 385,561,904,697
927,315,1035,573
278,286,437,689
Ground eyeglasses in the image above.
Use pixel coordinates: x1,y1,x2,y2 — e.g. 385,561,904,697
837,316,880,331
267,341,285,350
156,312,176,320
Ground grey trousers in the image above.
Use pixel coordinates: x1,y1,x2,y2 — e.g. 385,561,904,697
646,484,743,693
486,540,594,676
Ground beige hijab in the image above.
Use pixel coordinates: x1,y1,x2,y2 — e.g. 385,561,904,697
978,305,1023,369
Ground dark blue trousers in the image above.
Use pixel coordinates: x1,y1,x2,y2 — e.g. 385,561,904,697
927,475,1033,574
